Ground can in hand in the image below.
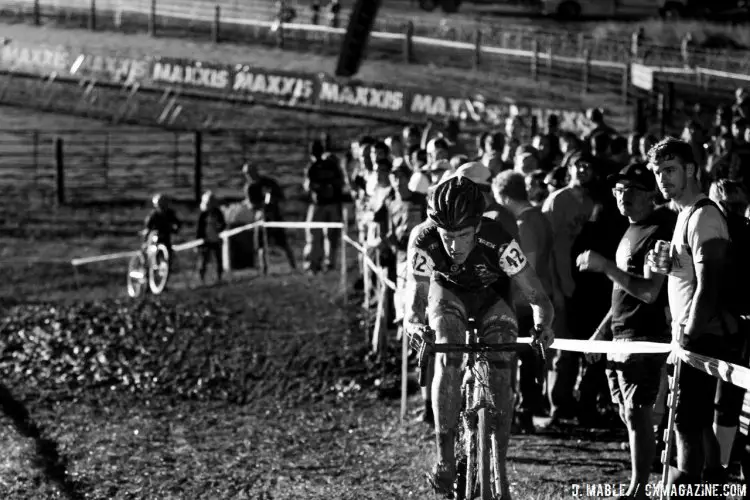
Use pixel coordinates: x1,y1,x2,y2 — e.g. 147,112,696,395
652,240,672,274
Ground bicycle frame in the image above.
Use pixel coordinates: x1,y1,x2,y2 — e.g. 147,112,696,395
416,319,544,500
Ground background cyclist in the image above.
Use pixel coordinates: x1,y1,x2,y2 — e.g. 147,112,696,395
402,176,555,498
143,193,182,263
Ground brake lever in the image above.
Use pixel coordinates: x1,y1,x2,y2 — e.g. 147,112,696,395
531,329,547,387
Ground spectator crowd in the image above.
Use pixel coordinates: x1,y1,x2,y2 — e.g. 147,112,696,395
216,87,750,498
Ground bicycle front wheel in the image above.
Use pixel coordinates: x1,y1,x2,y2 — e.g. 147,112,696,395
127,253,147,298
148,244,170,295
477,406,493,500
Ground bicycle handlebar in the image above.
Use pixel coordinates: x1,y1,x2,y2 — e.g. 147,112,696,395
428,343,536,353
413,328,549,388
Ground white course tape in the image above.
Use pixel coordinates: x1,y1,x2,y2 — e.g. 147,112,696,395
71,222,260,267
343,235,397,291
676,348,750,392
262,221,345,230
548,338,671,354
71,250,138,266
513,337,671,354
220,221,260,238
173,239,204,252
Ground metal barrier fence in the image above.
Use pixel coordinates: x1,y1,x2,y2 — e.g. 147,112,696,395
2,0,749,101
3,0,749,74
0,125,403,205
0,67,399,206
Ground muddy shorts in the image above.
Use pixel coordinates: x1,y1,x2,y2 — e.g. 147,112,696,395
606,338,668,409
426,280,518,364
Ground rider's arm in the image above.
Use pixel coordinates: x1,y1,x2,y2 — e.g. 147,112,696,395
501,240,554,329
402,229,433,336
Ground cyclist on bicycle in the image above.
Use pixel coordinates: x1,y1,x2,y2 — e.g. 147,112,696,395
404,176,555,498
143,193,181,260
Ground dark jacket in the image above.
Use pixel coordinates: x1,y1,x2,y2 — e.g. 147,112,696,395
196,208,227,243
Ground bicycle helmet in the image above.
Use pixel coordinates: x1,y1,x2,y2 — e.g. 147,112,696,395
427,176,486,231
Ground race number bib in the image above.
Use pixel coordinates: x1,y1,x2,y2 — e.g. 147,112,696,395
499,240,527,276
409,248,433,277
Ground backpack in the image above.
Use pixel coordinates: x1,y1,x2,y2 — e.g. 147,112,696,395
683,198,750,319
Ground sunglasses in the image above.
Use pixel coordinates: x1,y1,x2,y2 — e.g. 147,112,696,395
611,185,647,196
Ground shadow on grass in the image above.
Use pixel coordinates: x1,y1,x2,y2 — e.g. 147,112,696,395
0,384,86,500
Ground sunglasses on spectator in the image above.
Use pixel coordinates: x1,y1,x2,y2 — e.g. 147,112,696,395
611,185,647,196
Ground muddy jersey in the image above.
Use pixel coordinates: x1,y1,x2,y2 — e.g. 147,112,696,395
407,217,529,293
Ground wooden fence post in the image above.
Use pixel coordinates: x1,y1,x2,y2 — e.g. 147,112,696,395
577,32,586,57
148,0,156,36
340,207,348,306
621,59,630,106
531,38,539,81
474,28,482,69
33,0,41,26
403,21,414,64
211,5,220,43
276,22,285,49
88,0,96,31
55,138,65,205
194,130,202,205
582,48,591,95
546,37,554,74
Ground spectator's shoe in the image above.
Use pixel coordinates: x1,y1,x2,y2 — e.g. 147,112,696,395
702,467,728,500
576,409,609,429
515,412,537,434
538,415,570,432
426,462,455,499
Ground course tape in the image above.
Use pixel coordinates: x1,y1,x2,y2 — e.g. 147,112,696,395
69,220,750,393
675,347,750,393
513,337,750,391
71,221,261,266
342,234,397,291
70,221,349,266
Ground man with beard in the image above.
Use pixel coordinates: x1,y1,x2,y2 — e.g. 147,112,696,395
576,163,675,498
647,138,733,496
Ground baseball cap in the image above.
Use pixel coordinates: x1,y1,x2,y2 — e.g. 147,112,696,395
608,162,656,191
453,161,492,186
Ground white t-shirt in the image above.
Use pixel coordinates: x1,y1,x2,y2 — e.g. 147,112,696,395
667,196,729,338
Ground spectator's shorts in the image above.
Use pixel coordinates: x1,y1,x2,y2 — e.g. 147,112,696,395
669,333,725,432
426,279,518,364
714,322,750,427
606,338,668,409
